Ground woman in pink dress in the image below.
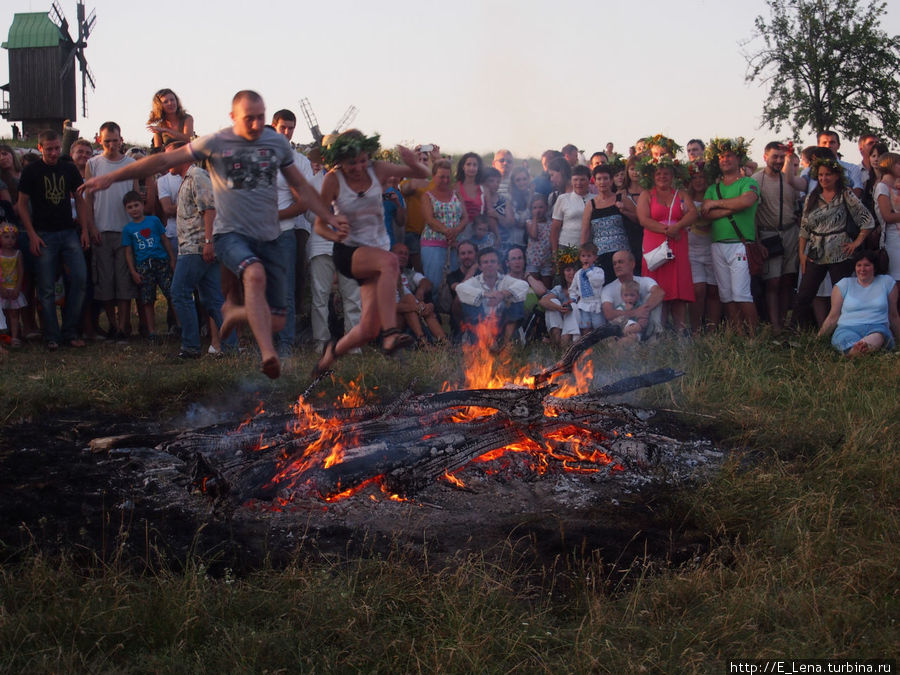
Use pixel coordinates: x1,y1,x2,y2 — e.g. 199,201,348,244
636,157,698,333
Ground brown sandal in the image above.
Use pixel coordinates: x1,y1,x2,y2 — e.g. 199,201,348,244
379,328,413,355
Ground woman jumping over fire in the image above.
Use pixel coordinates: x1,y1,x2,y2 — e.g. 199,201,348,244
312,130,429,377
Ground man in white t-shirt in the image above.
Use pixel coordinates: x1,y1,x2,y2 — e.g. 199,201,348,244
601,249,665,339
271,109,314,357
156,146,183,254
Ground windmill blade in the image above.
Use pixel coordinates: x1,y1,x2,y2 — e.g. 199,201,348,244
83,9,97,40
76,1,85,39
299,98,323,144
50,1,72,40
332,105,358,134
79,57,96,91
299,97,319,128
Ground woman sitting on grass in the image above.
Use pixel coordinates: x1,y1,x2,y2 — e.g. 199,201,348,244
818,249,900,356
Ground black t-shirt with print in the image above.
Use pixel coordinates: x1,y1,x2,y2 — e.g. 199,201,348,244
18,160,83,232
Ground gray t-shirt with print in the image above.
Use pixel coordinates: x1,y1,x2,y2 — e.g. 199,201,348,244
190,127,294,242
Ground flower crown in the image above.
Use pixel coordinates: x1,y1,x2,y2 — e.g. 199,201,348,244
556,245,580,268
0,222,17,236
636,155,689,189
687,159,706,178
641,134,681,158
704,137,751,180
321,131,381,167
607,152,626,173
810,156,845,180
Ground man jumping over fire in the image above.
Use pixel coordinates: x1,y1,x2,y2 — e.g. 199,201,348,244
81,90,347,378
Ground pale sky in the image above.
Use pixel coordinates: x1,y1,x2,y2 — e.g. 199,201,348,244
2,0,899,163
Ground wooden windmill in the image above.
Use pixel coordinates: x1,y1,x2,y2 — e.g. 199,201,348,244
299,97,358,145
1,1,96,138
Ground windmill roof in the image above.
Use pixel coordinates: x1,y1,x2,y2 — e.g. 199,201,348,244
2,12,62,50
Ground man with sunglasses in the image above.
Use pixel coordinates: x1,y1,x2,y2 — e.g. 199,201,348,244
492,149,514,201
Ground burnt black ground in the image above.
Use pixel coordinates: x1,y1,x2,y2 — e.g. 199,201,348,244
0,409,714,577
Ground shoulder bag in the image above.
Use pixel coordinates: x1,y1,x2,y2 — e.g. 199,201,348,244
717,183,768,276
644,190,677,271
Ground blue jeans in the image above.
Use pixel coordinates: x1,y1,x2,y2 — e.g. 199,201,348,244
274,229,297,351
34,229,86,343
171,253,233,354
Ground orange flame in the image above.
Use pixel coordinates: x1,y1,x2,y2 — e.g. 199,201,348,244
252,306,619,503
442,470,466,488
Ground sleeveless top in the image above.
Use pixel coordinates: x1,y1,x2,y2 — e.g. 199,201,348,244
0,250,20,289
588,198,629,255
334,165,389,250
422,191,464,248
458,183,485,222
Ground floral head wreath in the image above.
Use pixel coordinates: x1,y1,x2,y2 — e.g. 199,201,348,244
556,245,580,268
810,156,846,181
636,155,690,190
641,134,681,158
321,131,381,167
0,222,17,236
607,152,626,173
687,159,706,178
704,137,751,181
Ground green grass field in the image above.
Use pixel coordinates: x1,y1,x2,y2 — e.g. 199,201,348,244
1,330,898,672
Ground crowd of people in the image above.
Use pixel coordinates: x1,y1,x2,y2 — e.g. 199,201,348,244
2,89,900,371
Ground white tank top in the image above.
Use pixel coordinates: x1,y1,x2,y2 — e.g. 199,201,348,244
334,165,389,250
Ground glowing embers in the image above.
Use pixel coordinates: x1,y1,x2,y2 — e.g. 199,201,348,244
228,313,630,506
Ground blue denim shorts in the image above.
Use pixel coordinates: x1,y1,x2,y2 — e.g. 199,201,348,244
214,231,287,314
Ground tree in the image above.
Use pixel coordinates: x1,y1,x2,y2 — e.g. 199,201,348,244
744,0,900,144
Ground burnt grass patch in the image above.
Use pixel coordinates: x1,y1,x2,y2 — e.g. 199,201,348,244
0,406,718,582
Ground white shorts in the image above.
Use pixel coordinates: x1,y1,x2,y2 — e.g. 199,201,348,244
543,299,580,335
688,231,716,285
711,241,753,303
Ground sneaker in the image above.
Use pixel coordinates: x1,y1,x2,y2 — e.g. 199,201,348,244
207,346,225,358
46,341,59,351
177,350,201,360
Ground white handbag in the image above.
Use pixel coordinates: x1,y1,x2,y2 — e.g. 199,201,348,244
643,191,678,271
644,239,674,271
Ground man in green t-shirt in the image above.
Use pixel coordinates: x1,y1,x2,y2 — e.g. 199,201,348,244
701,146,760,335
